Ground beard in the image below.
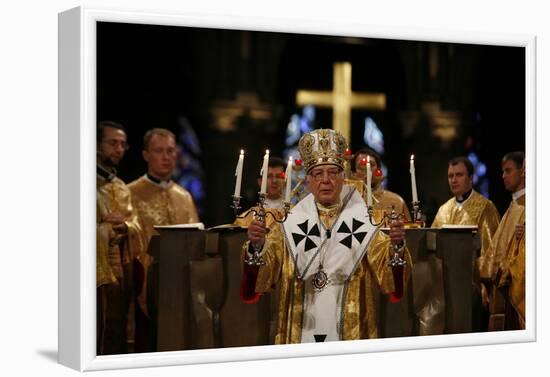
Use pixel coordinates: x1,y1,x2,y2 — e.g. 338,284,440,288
98,153,121,168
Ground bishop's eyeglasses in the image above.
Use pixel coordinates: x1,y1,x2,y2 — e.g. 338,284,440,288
309,167,343,182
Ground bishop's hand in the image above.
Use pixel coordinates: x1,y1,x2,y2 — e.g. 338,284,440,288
389,219,405,247
248,219,268,246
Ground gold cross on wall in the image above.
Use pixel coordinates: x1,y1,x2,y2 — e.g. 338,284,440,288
296,62,386,144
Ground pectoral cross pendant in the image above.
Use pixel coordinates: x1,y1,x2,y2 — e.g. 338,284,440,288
312,265,330,292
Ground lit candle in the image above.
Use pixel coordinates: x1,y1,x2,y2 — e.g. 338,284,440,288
260,149,270,195
284,156,293,202
233,149,244,197
410,154,418,203
366,156,373,207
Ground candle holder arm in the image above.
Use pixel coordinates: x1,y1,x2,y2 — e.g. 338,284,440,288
232,193,291,266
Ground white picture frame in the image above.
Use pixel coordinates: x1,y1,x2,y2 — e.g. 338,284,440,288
58,5,536,372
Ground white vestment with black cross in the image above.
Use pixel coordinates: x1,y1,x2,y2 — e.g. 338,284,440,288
281,186,379,342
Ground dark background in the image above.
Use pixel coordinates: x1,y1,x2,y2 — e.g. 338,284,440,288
97,21,525,227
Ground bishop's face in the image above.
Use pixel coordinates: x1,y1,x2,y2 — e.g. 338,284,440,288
502,159,525,193
97,126,128,168
447,162,473,197
306,164,345,206
143,134,177,181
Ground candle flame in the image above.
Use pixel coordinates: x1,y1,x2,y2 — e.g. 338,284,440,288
410,154,415,160
266,149,270,154
289,156,293,162
240,149,244,155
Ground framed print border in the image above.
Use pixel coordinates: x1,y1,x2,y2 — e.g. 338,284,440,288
58,5,537,371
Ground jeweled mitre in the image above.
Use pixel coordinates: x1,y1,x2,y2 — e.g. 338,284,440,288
298,129,348,172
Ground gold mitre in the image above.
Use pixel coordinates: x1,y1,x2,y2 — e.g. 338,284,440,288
298,128,348,172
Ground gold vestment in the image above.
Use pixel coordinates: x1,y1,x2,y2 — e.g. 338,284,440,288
97,174,144,287
424,190,500,334
432,190,501,259
498,230,525,328
128,175,199,315
479,195,525,281
480,194,525,329
97,172,144,354
242,202,411,343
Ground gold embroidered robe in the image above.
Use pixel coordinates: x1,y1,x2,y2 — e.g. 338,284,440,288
480,194,525,329
97,175,144,288
97,173,144,353
498,230,525,328
479,194,525,281
242,203,411,343
432,190,501,259
128,175,199,315
422,190,500,334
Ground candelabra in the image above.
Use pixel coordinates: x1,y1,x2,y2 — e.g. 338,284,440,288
411,200,423,224
366,205,407,267
232,193,291,266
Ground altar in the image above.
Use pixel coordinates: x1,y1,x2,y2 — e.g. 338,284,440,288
377,227,481,337
147,226,481,351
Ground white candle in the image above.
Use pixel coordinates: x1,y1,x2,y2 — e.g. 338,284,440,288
284,156,293,202
260,149,270,195
410,154,418,203
233,149,244,197
366,156,373,207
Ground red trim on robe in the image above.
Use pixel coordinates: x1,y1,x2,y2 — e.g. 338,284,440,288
240,264,261,304
389,265,404,303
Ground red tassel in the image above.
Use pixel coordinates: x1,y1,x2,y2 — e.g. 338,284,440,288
389,265,404,303
239,264,261,304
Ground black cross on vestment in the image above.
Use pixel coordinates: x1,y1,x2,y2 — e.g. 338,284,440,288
314,334,327,342
337,218,368,249
291,219,320,252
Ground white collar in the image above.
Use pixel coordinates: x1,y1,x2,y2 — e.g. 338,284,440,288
454,189,474,208
512,188,525,201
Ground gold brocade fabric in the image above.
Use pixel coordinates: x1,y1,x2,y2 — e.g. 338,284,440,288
242,203,411,343
97,175,144,288
424,190,500,334
479,195,525,282
344,178,364,196
97,173,144,347
432,190,501,259
97,223,117,287
128,176,199,315
498,231,525,329
481,194,525,329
